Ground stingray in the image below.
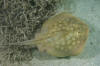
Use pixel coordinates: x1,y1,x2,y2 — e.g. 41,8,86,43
10,12,89,57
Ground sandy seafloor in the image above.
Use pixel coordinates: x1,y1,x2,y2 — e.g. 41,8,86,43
22,0,100,66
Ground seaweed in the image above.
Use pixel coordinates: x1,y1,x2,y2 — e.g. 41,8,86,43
0,0,61,64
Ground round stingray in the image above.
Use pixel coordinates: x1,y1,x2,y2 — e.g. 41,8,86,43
35,12,89,57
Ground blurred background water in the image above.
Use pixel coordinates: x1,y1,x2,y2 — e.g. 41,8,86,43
27,0,100,66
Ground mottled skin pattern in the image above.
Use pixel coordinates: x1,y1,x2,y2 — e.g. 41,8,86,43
34,12,89,57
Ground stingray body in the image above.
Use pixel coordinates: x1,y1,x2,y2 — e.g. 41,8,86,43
34,12,89,57
21,12,89,57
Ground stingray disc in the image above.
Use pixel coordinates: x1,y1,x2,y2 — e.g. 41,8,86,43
35,12,89,57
